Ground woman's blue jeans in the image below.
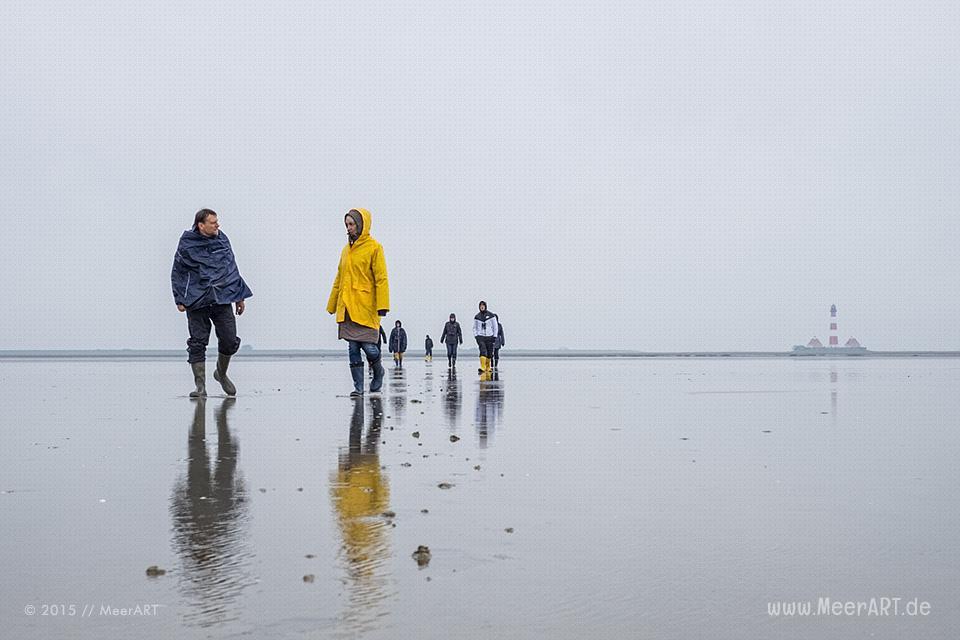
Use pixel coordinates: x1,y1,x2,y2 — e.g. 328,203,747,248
348,341,384,392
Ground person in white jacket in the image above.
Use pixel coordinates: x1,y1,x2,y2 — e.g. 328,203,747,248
472,300,499,375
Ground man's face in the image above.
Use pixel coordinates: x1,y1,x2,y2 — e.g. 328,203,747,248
479,303,486,312
450,315,455,322
344,216,357,240
197,214,220,237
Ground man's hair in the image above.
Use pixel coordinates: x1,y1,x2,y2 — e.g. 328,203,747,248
193,208,217,230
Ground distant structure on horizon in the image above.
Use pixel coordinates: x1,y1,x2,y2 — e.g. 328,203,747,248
792,304,868,355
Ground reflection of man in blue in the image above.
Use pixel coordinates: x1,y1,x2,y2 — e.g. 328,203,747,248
475,372,504,447
170,399,251,627
389,366,407,427
443,368,462,433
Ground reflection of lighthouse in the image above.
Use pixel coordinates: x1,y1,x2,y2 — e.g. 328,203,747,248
830,366,838,423
829,304,839,347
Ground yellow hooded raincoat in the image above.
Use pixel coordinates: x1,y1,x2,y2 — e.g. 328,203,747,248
326,208,390,330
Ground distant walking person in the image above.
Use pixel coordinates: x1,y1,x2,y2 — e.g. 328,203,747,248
389,320,408,367
327,208,390,397
440,313,463,369
424,335,434,362
493,322,505,368
171,209,252,398
371,325,388,378
473,301,499,374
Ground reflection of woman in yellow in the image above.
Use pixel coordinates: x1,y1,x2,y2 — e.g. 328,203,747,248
330,397,391,620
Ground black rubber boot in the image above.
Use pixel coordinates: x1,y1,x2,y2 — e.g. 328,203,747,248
350,363,365,397
213,353,237,396
189,362,206,398
370,358,385,393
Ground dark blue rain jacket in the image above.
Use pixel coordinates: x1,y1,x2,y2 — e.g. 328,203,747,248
389,327,407,353
171,230,252,311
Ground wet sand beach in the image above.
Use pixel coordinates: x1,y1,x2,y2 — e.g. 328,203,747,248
1,357,958,639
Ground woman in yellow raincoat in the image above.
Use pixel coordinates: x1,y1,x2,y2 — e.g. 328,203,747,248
327,208,390,396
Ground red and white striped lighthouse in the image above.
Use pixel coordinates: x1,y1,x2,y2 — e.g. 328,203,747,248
829,304,839,347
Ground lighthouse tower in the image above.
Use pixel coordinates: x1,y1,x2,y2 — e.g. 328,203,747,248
829,304,839,347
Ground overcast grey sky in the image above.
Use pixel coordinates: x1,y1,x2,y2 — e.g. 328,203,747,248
1,2,957,351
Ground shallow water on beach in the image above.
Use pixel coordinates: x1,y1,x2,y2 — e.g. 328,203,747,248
1,357,958,639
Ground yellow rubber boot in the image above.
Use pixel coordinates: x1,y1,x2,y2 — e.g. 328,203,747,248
478,356,487,374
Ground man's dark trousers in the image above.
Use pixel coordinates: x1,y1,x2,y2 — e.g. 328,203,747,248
186,304,241,363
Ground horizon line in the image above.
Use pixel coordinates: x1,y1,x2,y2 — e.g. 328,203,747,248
2,348,958,359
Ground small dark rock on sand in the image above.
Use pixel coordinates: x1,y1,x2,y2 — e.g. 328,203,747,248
450,435,460,442
381,510,396,518
303,574,315,583
145,566,166,577
437,482,453,490
412,431,420,438
412,545,431,567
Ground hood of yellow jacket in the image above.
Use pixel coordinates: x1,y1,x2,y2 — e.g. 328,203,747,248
348,208,372,242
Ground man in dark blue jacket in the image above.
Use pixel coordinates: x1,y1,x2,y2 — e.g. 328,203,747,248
439,313,463,369
171,209,252,397
388,320,407,368
493,322,505,369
